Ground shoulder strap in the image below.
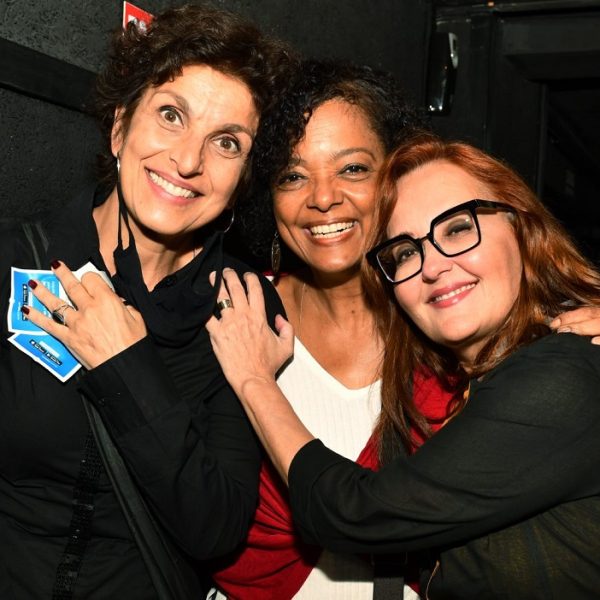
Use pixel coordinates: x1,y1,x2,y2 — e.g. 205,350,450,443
81,397,202,599
372,428,409,600
373,554,408,600
22,220,49,268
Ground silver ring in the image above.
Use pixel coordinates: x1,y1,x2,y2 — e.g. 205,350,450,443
217,298,233,312
51,303,73,326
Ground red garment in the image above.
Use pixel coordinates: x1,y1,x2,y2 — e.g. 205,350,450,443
212,373,452,599
411,370,453,445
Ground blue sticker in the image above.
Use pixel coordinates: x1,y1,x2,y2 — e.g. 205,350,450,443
7,263,113,382
8,268,67,334
8,332,81,382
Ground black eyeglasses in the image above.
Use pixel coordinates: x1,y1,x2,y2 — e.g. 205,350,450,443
366,199,515,284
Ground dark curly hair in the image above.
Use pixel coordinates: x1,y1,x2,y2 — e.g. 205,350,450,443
236,58,430,262
94,3,294,194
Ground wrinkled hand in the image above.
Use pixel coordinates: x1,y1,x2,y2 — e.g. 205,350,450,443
206,269,294,397
550,305,600,344
24,260,147,369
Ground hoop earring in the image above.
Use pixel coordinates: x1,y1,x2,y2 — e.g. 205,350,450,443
271,231,281,275
222,208,235,234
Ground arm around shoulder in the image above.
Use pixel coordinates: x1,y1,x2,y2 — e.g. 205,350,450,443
287,333,600,554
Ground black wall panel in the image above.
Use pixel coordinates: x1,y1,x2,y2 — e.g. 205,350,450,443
430,0,600,262
0,0,430,218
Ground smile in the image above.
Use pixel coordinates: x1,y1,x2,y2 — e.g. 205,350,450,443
309,221,356,238
429,283,476,304
147,170,199,199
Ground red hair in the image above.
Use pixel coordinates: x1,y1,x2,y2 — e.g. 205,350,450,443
363,133,600,453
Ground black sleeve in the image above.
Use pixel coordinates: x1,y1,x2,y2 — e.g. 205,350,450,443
78,274,285,560
78,336,260,560
288,334,600,554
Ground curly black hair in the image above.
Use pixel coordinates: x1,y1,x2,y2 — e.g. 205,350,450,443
236,58,430,262
93,3,294,194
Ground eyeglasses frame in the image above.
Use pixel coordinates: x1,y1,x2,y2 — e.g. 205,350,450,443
366,199,515,285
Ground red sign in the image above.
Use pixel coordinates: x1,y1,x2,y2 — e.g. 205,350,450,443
122,2,154,32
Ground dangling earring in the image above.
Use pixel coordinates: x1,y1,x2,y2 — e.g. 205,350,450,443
222,208,235,234
271,231,281,276
116,156,121,174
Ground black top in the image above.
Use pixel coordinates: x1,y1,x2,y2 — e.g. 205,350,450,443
289,333,600,599
0,190,283,599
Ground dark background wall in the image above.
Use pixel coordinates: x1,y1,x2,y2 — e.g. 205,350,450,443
0,0,431,219
430,0,600,263
5,1,597,261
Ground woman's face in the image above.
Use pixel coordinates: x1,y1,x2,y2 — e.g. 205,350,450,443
273,99,385,277
389,160,523,365
111,64,258,240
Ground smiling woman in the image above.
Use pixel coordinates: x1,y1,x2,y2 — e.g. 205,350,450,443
101,64,259,288
272,99,384,278
384,162,522,363
209,59,429,600
0,4,292,599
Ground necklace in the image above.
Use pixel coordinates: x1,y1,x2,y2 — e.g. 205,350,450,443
298,281,307,333
298,281,344,334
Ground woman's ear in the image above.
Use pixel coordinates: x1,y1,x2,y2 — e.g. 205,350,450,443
111,107,126,157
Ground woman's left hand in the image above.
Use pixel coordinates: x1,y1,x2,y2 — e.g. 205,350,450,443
206,269,294,397
550,305,600,344
25,261,147,369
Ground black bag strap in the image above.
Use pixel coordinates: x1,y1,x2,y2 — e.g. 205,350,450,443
373,553,408,600
81,397,201,599
371,428,410,599
21,220,201,599
22,220,49,271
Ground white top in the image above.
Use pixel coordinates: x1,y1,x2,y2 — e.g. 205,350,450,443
209,337,418,600
281,337,381,460
282,339,417,600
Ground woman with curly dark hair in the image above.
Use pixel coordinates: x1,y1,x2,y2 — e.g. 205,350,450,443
0,4,291,598
209,59,430,600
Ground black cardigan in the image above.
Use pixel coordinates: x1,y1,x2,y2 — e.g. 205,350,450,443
0,190,283,599
289,333,600,599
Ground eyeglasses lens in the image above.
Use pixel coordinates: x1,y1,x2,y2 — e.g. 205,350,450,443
378,208,481,283
377,240,421,283
433,210,479,255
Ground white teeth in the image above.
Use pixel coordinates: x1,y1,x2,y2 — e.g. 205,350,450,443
148,170,198,198
430,283,475,303
309,221,355,238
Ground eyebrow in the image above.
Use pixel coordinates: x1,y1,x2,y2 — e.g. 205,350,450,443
333,147,379,161
154,91,190,112
288,146,379,168
218,123,256,139
388,229,414,240
153,91,256,138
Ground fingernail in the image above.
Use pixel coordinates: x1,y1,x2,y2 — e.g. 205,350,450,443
28,279,38,289
21,306,30,315
557,326,571,333
50,259,61,269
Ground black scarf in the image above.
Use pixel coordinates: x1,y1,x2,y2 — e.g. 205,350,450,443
109,181,222,347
